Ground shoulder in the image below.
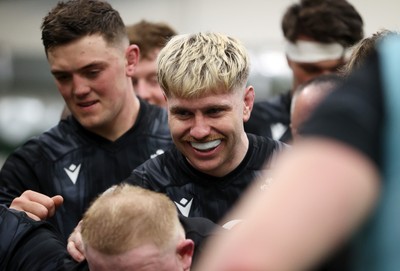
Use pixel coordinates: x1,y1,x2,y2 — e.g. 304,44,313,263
137,99,170,136
249,133,287,153
14,118,86,161
179,214,224,262
127,147,183,187
179,215,221,239
0,206,71,271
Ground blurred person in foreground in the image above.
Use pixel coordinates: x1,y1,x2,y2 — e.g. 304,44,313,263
0,0,172,243
195,34,400,271
245,0,364,142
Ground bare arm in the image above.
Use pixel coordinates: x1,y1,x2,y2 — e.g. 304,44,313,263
195,138,380,271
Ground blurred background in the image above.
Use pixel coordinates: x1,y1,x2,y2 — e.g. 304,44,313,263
0,0,399,166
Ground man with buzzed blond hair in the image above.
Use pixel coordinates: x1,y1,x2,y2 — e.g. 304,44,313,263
0,183,217,270
125,32,286,226
81,184,194,271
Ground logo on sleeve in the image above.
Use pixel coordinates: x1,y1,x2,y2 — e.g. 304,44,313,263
174,197,193,217
150,149,165,159
64,163,81,185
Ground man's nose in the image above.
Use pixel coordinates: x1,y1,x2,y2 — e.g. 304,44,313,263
72,76,90,96
190,115,211,139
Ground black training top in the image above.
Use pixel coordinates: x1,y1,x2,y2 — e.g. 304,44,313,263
126,133,286,225
245,92,293,142
0,99,173,241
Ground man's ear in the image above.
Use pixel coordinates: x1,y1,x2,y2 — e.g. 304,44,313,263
126,44,140,77
243,85,255,122
177,239,194,271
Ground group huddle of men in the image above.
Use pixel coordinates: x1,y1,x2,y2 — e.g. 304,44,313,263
2,0,397,270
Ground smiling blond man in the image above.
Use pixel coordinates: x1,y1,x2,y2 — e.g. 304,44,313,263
125,32,286,225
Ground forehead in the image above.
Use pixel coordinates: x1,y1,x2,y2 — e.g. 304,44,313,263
47,34,122,68
295,58,345,69
167,89,241,109
86,244,176,271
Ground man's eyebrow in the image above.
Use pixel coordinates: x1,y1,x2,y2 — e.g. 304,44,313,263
78,61,106,71
170,103,231,113
51,61,106,74
169,105,187,113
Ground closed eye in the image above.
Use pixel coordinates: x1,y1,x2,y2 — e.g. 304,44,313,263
53,72,71,82
206,107,224,116
84,69,101,79
171,109,193,119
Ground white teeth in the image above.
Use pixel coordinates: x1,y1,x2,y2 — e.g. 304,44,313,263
191,139,221,150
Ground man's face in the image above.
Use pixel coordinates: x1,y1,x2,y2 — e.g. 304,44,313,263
85,242,193,271
287,36,345,92
132,49,166,107
167,87,254,177
47,34,134,137
288,58,344,92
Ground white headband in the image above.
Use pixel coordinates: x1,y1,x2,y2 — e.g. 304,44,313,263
285,40,350,63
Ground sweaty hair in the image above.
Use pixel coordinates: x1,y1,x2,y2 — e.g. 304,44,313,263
126,20,177,60
340,29,397,76
41,0,128,54
157,32,250,99
282,0,364,47
81,184,182,255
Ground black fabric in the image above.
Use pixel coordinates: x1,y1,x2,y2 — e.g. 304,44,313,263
300,51,384,271
179,215,223,263
126,134,286,224
0,205,78,271
0,99,173,242
245,92,292,142
301,51,383,169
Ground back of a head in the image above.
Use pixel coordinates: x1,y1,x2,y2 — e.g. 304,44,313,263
81,184,182,255
126,20,177,60
282,0,364,47
157,32,250,99
291,74,343,139
295,73,343,96
340,29,397,76
41,0,128,54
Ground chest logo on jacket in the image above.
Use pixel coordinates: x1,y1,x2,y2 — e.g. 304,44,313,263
174,197,193,217
64,163,81,185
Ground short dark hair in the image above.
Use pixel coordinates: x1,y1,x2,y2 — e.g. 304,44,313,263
126,20,177,60
41,0,127,54
282,0,364,47
340,29,396,76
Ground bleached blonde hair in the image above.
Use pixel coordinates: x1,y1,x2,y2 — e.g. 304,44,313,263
81,184,183,255
157,32,250,99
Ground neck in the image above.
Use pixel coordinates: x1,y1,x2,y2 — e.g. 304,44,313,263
99,92,140,142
